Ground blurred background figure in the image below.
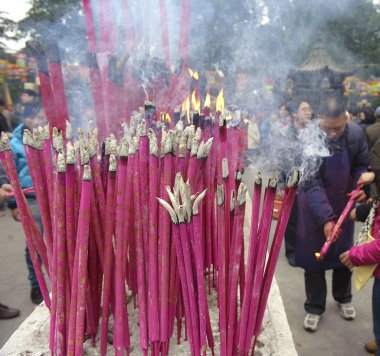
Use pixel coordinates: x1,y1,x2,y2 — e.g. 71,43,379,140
8,101,47,305
0,163,20,319
0,99,12,134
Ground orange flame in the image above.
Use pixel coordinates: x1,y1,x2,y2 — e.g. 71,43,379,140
161,112,172,124
314,252,321,261
191,91,201,113
216,88,224,113
204,91,211,108
165,113,171,123
188,68,199,80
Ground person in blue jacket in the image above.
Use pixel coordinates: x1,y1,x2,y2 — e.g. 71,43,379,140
8,102,46,305
296,95,370,332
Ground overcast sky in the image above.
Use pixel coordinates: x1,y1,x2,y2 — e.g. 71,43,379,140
0,0,31,51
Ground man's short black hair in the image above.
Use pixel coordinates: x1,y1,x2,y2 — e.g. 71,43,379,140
319,94,346,118
0,99,4,107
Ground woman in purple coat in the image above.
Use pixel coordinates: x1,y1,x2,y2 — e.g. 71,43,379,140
296,95,370,332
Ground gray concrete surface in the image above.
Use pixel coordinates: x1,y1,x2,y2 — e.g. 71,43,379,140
0,179,375,355
0,209,36,347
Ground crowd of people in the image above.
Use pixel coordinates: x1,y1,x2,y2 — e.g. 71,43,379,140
1,86,380,355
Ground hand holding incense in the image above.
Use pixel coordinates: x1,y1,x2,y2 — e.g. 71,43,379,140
316,185,362,261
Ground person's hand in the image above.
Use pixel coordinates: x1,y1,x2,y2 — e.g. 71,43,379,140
323,220,336,241
350,208,357,221
339,250,355,269
0,184,13,203
11,208,21,222
348,188,367,203
358,172,375,186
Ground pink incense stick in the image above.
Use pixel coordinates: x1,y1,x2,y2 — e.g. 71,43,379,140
159,131,174,352
254,173,299,339
158,199,195,356
147,130,160,352
0,143,51,309
192,190,210,354
244,175,277,353
237,175,262,352
138,122,150,298
124,148,137,296
65,144,77,284
179,213,200,356
216,184,227,356
316,185,361,261
100,156,117,356
74,165,92,356
55,154,67,355
226,184,247,356
41,128,55,217
114,152,130,355
90,151,106,234
23,133,53,266
133,153,149,355
0,139,50,279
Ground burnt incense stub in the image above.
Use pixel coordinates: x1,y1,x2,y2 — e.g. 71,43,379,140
217,184,225,206
83,165,91,181
230,190,236,211
222,158,229,179
238,183,248,206
147,129,158,157
41,124,50,140
197,141,206,159
32,129,43,150
118,138,129,157
108,154,117,172
66,142,76,165
286,170,300,188
192,189,207,216
66,120,72,141
23,130,34,148
268,172,279,189
1,132,10,150
157,197,178,224
191,134,200,157
255,172,263,185
57,151,66,173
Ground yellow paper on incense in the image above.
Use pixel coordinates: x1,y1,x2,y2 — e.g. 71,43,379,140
354,231,377,292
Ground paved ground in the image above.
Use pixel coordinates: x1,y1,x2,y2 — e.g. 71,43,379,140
0,208,36,347
0,183,375,354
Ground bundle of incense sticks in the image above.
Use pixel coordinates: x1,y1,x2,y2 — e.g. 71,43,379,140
0,96,299,355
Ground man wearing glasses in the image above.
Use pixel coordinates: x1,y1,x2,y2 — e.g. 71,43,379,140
296,95,370,332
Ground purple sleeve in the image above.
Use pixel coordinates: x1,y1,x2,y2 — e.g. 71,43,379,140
305,184,337,227
349,238,380,266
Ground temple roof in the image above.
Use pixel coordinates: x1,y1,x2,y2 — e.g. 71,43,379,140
297,42,347,73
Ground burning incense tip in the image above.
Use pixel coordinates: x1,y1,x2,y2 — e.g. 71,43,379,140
315,252,321,261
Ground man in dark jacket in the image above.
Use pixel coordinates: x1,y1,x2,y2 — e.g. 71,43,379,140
296,95,370,332
283,99,313,266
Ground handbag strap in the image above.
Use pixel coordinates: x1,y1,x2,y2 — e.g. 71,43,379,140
356,197,379,246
